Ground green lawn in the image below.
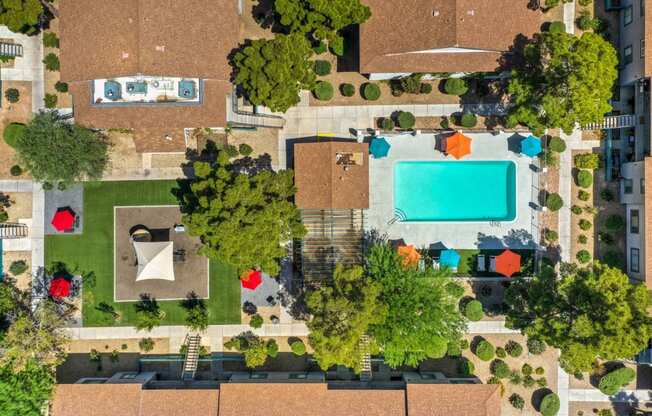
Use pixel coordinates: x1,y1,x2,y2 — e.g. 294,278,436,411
45,181,240,327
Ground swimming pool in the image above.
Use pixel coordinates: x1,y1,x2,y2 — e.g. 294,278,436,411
394,161,517,222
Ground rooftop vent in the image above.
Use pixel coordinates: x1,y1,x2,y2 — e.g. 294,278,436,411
467,9,475,16
155,45,166,52
121,52,129,59
432,9,439,16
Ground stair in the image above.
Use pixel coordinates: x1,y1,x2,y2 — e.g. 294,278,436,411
582,114,636,131
359,335,372,382
0,43,23,58
181,334,201,381
0,223,28,239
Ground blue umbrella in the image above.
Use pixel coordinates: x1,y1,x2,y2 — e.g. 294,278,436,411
521,134,542,157
440,249,461,269
369,137,391,159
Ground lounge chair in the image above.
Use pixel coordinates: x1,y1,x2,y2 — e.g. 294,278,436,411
489,256,497,272
477,255,486,272
432,258,440,270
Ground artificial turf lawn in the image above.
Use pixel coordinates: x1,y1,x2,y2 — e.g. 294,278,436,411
44,180,241,327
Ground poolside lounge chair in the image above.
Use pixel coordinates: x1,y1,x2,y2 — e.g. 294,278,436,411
477,255,486,272
489,256,497,272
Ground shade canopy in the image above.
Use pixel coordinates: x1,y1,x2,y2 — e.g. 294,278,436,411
440,249,461,268
369,137,391,159
521,134,542,157
240,270,262,290
445,132,472,159
51,207,76,232
495,250,521,277
49,276,71,298
134,241,175,281
397,244,421,268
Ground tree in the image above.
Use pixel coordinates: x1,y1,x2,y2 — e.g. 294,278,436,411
505,263,652,373
0,0,44,34
366,244,466,367
307,265,387,373
180,156,306,276
507,32,618,134
233,33,316,112
224,332,270,368
134,295,165,332
181,293,208,332
15,111,108,185
0,360,55,416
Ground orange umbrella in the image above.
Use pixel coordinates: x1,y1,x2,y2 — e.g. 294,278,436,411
494,250,521,277
445,132,472,159
397,245,421,268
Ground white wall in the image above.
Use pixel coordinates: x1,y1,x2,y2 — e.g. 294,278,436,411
620,161,644,204
619,0,646,86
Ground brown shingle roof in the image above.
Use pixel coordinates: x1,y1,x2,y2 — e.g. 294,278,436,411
294,141,369,210
359,0,541,74
406,384,501,416
139,389,219,416
52,384,143,416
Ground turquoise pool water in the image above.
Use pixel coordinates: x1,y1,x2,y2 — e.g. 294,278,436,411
394,161,517,222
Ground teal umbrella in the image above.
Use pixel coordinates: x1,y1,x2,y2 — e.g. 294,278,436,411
440,249,461,269
521,135,542,157
369,137,391,159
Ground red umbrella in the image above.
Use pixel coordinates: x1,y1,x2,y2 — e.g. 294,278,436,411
49,276,71,298
240,270,262,290
51,207,76,232
494,250,521,277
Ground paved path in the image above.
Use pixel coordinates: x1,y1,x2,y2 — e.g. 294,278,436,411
0,27,45,113
568,389,651,402
563,1,576,35
557,361,571,416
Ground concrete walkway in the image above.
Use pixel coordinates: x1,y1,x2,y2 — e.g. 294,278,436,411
557,361,571,416
563,1,576,35
568,389,652,402
0,26,45,113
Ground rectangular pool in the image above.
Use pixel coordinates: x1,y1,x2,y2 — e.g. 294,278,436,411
394,161,517,222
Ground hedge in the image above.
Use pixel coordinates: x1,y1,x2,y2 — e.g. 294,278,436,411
314,60,332,76
314,81,334,101
475,340,495,361
576,170,593,188
3,122,26,148
464,300,483,321
340,83,355,97
363,83,381,101
397,111,416,129
546,193,563,211
444,78,468,95
598,367,636,395
540,393,560,416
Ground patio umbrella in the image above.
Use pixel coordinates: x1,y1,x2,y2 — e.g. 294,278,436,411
445,132,472,159
369,137,391,159
440,249,461,269
49,276,71,298
521,134,543,157
397,245,421,268
240,270,263,290
494,250,521,277
51,207,76,232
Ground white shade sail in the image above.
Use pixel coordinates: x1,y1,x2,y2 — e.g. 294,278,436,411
134,241,175,281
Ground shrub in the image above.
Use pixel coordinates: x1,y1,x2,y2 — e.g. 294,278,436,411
597,410,613,416
266,339,279,358
540,393,561,416
459,359,475,376
509,393,525,410
600,188,614,202
314,60,332,76
313,81,334,101
362,83,381,101
43,32,59,48
537,377,548,387
464,300,483,321
290,340,306,356
5,88,19,103
578,219,592,231
312,41,327,54
139,338,155,352
535,366,545,375
340,83,355,97
3,123,26,148
527,338,547,355
440,118,449,129
544,228,558,242
329,37,344,56
444,78,468,95
399,74,423,94
505,340,523,358
460,339,470,350
598,367,636,395
571,205,583,215
549,21,566,33
540,149,558,167
576,170,593,188
397,111,416,129
578,190,590,201
9,260,28,276
574,153,600,169
548,136,566,152
43,53,60,71
420,83,433,94
459,113,477,128
522,363,533,376
445,282,465,298
44,93,58,108
475,340,495,361
576,250,591,264
546,193,563,211
224,144,239,158
602,250,624,268
578,235,588,244
249,314,264,329
10,165,22,177
605,214,625,231
523,375,536,388
54,81,69,93
496,347,507,358
238,143,253,157
491,359,511,379
577,10,600,31
447,340,462,357
578,0,592,5
509,371,522,385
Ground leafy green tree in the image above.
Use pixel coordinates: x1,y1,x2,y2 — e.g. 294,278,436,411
366,244,466,367
307,265,387,373
0,0,44,34
505,263,652,373
233,33,316,112
224,332,269,368
181,293,208,332
507,32,617,134
0,359,55,416
134,295,165,332
15,111,108,185
181,155,306,275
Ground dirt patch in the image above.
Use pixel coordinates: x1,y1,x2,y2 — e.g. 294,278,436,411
43,12,73,109
0,81,33,179
570,402,636,416
67,338,170,354
150,153,186,169
227,128,280,167
5,192,32,220
2,251,31,289
241,305,281,325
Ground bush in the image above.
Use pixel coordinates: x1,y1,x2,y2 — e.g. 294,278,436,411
540,393,561,416
578,219,592,231
224,144,239,158
535,366,545,375
54,81,69,93
399,74,423,94
314,60,332,76
362,83,381,101
544,229,558,242
43,53,60,71
574,153,600,169
576,170,593,188
597,410,613,416
444,78,468,95
9,260,28,276
523,375,536,388
10,165,22,177
571,205,583,215
440,118,449,129
313,81,334,101
605,214,625,231
600,188,614,202
266,339,279,358
578,0,592,5
445,282,465,298
249,314,264,329
546,193,563,211
459,113,477,128
578,190,590,201
5,88,19,103
475,340,495,361
3,123,26,148
464,300,484,321
537,377,548,387
420,83,433,94
43,32,59,48
549,21,566,33
505,340,523,358
496,347,507,358
44,93,58,108
340,83,355,97
290,340,306,356
578,235,588,244
602,250,624,268
576,250,591,264
312,41,327,54
577,10,600,31
509,394,525,410
548,136,566,152
329,37,344,56
459,359,475,376
397,111,416,129
527,338,547,355
447,340,462,357
509,371,522,385
491,359,511,379
380,117,395,131
598,367,636,395
139,338,155,352
522,363,533,376
238,143,253,157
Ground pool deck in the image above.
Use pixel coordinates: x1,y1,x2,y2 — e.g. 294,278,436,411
366,132,540,250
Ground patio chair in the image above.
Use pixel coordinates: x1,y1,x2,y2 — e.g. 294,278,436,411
489,256,497,272
477,254,486,272
418,258,426,272
432,258,440,270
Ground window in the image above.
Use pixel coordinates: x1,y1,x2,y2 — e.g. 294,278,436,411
642,39,646,58
624,45,634,65
641,178,646,194
624,178,634,194
625,6,633,25
631,209,640,234
630,248,640,273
